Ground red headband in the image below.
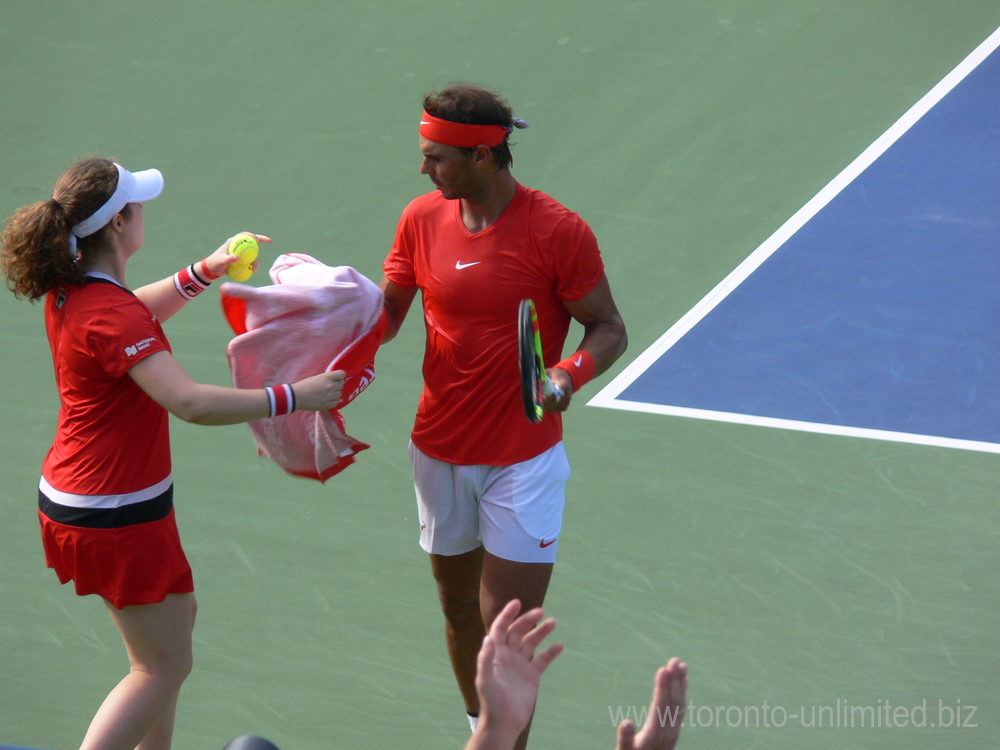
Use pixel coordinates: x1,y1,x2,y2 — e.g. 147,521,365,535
419,111,511,148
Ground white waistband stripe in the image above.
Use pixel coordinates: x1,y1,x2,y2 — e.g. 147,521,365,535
39,475,173,510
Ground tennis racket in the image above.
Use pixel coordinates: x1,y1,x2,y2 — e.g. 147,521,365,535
518,298,564,423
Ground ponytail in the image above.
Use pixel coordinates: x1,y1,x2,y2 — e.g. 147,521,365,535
0,199,81,300
1,158,118,301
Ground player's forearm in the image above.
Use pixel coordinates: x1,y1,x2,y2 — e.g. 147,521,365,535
163,383,272,425
574,314,628,376
548,317,627,402
134,276,190,322
378,277,416,343
380,303,405,342
129,352,270,425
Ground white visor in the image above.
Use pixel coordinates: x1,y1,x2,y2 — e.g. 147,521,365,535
71,163,164,239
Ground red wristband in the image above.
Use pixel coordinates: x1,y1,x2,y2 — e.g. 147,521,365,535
554,351,595,393
199,258,221,281
173,264,210,300
265,384,296,417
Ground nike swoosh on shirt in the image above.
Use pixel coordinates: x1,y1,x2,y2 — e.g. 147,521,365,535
539,538,557,548
455,261,482,270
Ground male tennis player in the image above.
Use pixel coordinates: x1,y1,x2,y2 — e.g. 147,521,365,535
380,83,627,749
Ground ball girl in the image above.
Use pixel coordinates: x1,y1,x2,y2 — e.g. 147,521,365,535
1,157,345,750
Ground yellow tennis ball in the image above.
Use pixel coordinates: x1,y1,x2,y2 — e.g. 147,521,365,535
226,233,259,281
227,263,254,282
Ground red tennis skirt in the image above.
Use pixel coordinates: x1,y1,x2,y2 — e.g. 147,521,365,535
39,507,194,610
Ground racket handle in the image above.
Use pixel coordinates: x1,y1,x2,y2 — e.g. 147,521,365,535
543,379,565,402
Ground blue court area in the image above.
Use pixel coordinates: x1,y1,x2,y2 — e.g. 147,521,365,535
592,29,1000,453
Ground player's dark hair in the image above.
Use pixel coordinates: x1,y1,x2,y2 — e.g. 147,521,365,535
423,83,516,170
1,158,127,301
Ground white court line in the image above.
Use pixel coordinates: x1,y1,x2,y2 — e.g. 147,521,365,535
589,25,1000,452
598,399,1000,455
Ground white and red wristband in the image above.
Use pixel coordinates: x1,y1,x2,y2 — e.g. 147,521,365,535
264,384,296,418
173,259,220,300
554,350,595,393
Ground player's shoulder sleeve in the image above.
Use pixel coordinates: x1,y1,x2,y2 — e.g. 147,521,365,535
382,194,432,289
526,190,605,302
86,290,171,378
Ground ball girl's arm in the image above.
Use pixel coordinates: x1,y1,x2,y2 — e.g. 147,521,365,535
129,350,345,426
134,234,270,323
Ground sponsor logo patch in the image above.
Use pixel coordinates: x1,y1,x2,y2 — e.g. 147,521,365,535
124,336,157,357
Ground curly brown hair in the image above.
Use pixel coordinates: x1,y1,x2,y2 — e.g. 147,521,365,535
423,83,516,170
1,158,122,301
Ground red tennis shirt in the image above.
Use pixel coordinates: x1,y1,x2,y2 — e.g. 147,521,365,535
383,183,605,465
42,278,172,495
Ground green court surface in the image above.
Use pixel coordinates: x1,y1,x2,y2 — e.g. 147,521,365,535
1,3,998,749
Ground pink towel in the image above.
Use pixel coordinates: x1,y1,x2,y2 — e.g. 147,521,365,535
220,253,386,482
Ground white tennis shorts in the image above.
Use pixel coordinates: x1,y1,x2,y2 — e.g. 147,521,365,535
408,440,571,564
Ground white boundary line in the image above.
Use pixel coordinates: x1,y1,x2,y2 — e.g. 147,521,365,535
597,399,1000,455
589,26,1000,452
